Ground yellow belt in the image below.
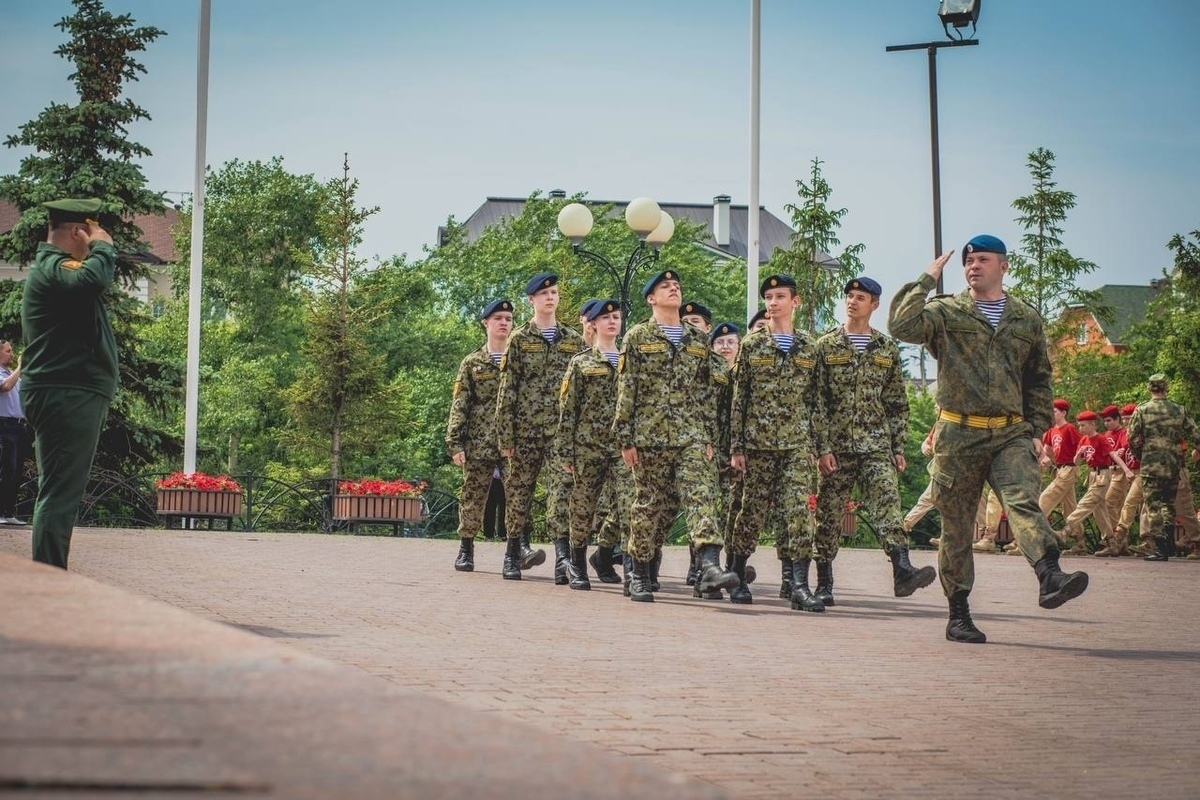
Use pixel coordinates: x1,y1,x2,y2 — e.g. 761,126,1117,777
939,409,1024,429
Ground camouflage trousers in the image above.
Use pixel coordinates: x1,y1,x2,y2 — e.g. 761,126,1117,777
815,451,907,563
1141,475,1181,545
502,437,570,542
627,445,722,562
1174,467,1200,546
731,449,815,559
1038,465,1078,520
1104,469,1131,532
568,453,633,549
457,456,503,539
929,422,1058,596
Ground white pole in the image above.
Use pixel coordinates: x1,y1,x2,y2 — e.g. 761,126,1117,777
747,0,761,322
183,0,211,474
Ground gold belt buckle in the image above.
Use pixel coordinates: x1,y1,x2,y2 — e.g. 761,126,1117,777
987,416,1004,429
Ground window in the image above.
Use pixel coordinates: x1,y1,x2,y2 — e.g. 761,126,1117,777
1076,324,1088,346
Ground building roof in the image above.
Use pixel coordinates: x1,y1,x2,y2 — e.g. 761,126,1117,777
0,199,180,264
1076,284,1159,346
451,196,836,267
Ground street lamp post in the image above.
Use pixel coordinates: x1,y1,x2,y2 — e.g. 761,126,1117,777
886,0,982,293
557,198,675,335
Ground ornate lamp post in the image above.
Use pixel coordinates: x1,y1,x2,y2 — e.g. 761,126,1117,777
557,197,675,334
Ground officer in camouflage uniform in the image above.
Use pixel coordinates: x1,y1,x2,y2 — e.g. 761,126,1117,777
557,299,632,589
814,277,935,605
1125,373,1200,562
446,299,514,572
496,273,584,580
888,236,1089,644
729,275,821,609
22,199,117,569
614,270,740,602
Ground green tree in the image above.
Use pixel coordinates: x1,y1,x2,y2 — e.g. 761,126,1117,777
767,158,864,332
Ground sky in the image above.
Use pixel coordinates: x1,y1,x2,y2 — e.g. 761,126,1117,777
2,0,1198,322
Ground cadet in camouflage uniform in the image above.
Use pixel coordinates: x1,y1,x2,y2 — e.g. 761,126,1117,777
694,320,741,598
614,270,740,602
446,299,514,573
888,237,1088,644
813,277,935,605
556,300,632,589
496,273,584,580
729,275,821,609
1125,373,1200,562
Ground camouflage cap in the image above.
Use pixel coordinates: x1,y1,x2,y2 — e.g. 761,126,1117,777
42,198,102,224
1149,373,1168,390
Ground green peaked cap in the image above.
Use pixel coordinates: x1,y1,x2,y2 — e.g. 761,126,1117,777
42,198,103,224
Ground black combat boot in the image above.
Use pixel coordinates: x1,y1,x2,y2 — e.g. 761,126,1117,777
1033,548,1090,609
778,557,793,599
454,537,474,572
815,560,835,607
889,546,937,597
946,590,986,643
728,553,753,604
686,544,699,586
629,558,654,602
502,537,522,580
691,549,724,599
589,544,622,584
519,530,546,571
568,546,592,590
1144,523,1175,562
789,559,825,613
649,548,663,592
553,538,571,585
622,553,633,597
696,544,741,593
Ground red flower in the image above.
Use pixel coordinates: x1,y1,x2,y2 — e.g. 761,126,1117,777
807,494,818,511
156,471,242,493
337,479,427,498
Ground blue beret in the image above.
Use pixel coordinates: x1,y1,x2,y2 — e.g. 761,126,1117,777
844,276,882,297
480,298,514,319
748,308,768,329
710,321,740,342
579,298,601,318
961,234,1007,264
642,269,679,298
759,274,797,297
525,272,558,295
585,298,620,321
681,301,712,322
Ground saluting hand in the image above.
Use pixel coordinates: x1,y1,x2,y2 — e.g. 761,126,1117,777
926,250,955,282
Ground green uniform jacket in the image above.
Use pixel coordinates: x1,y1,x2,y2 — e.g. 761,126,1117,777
496,319,583,451
1127,397,1200,480
812,327,908,457
556,346,620,465
888,273,1053,439
729,326,818,454
21,241,119,400
614,320,716,450
446,347,503,460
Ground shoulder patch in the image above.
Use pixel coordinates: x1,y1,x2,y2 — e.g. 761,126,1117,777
684,344,707,358
559,342,580,354
871,355,894,368
452,380,462,399
60,259,83,270
793,356,816,369
824,353,853,365
712,372,730,386
638,342,668,354
474,370,499,381
583,367,610,376
519,341,543,352
559,377,570,400
749,356,774,367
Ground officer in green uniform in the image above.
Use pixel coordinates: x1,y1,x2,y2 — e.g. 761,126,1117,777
21,199,117,569
446,299,514,572
888,236,1089,644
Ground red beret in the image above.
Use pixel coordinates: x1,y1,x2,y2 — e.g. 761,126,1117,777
1121,403,1137,416
1100,405,1120,419
1076,410,1099,421
1053,398,1070,411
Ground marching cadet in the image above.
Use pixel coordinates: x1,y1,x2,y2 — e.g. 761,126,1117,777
1059,410,1131,555
614,270,740,602
1100,404,1131,532
729,275,821,608
681,301,713,333
446,299,514,572
496,273,584,580
813,277,935,607
556,300,632,590
1038,399,1081,521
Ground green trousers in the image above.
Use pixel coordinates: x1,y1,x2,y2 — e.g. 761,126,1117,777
24,387,110,569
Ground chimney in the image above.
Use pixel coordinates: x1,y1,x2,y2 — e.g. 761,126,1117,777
713,195,731,247
548,189,566,200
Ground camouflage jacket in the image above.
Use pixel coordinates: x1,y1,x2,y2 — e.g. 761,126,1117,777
812,327,908,456
613,319,718,450
496,319,584,451
556,346,621,464
888,273,1053,439
1127,397,1200,480
445,347,503,460
730,326,819,454
715,358,734,463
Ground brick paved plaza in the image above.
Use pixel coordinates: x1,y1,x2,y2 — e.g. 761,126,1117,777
3,528,1198,798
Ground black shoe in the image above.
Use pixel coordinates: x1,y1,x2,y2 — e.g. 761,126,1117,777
649,547,662,593
696,544,741,593
889,546,937,597
519,530,546,571
1034,549,1089,609
778,558,793,599
1144,530,1175,562
685,544,698,586
789,559,826,612
589,545,622,583
622,554,633,597
946,590,986,643
815,560,835,607
568,546,591,590
553,538,571,585
454,537,475,572
502,537,522,580
629,558,654,602
728,553,753,605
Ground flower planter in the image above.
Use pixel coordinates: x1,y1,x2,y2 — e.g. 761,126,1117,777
157,488,243,518
332,494,424,523
841,508,858,537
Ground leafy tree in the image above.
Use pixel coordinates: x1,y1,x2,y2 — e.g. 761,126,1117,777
766,158,864,332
